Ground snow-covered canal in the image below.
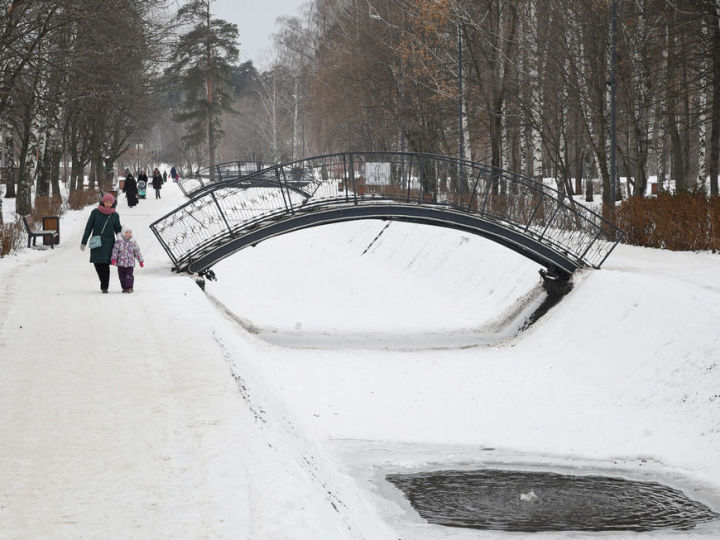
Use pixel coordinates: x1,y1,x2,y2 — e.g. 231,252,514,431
207,214,720,539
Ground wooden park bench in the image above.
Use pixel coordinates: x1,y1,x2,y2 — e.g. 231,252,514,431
22,215,60,249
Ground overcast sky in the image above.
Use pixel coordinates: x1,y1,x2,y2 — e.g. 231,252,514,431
213,0,308,68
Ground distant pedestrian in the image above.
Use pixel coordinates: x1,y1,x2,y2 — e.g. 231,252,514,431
162,170,167,183
170,166,178,182
111,227,144,293
151,168,163,199
123,171,139,207
80,193,122,293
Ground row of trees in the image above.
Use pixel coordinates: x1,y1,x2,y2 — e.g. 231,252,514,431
0,0,249,225
161,1,282,175
5,1,718,227
213,0,720,220
0,0,168,222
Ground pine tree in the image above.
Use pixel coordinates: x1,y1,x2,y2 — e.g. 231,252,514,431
170,0,239,179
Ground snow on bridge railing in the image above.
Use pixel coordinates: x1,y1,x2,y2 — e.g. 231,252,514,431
152,152,624,272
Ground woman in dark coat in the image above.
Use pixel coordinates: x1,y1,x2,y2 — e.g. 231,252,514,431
80,193,122,293
151,168,163,199
123,172,139,207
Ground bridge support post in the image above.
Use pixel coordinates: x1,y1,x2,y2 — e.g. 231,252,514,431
195,268,217,291
539,266,572,297
520,266,574,326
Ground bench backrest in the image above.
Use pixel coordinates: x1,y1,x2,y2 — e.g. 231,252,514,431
22,215,34,233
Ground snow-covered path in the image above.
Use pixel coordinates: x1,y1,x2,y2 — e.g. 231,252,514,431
0,186,383,539
0,190,255,538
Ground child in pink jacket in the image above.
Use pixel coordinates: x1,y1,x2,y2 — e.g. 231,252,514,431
111,227,144,293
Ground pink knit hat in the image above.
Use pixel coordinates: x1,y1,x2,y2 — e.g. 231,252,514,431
102,193,115,204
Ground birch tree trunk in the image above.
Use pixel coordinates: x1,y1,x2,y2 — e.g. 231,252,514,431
462,99,471,162
666,5,685,191
629,0,652,197
16,77,40,217
698,11,709,189
492,0,506,190
528,0,543,179
707,0,720,196
655,48,668,192
501,100,509,172
36,129,51,198
559,56,570,197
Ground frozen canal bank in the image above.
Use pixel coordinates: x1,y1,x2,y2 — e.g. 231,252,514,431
208,219,720,538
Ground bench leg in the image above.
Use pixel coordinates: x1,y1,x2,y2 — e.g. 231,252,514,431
27,233,58,248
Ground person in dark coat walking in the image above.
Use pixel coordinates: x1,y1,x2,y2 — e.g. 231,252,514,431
123,172,139,207
170,166,177,182
151,168,163,198
162,170,167,183
80,193,122,293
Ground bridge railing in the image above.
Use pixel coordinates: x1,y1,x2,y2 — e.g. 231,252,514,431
152,152,623,272
177,160,265,196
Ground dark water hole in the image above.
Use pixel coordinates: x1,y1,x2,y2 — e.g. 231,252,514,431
386,469,718,532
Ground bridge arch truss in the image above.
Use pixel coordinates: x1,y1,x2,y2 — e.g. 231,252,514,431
151,152,624,277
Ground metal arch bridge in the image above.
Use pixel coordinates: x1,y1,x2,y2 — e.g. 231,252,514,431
176,160,266,196
150,152,624,278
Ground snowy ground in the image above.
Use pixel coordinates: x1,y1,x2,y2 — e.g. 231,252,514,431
1,181,719,539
